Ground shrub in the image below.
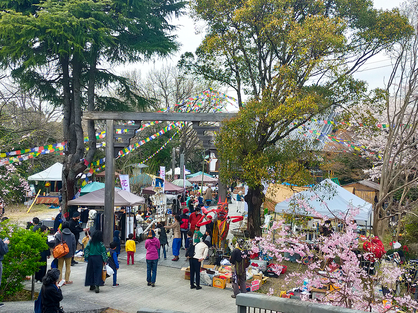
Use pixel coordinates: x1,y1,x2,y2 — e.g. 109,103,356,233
0,220,48,300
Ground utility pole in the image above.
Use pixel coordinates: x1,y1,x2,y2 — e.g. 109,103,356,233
171,147,176,179
180,153,185,181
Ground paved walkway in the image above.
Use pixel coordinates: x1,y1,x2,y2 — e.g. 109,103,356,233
4,198,247,313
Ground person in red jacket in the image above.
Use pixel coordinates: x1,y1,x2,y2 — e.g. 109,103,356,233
189,205,203,234
180,208,190,249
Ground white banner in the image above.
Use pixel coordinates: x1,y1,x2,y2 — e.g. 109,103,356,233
119,174,130,192
160,166,165,192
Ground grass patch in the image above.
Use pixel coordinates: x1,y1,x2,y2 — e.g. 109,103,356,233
256,260,306,296
4,289,38,301
4,203,58,227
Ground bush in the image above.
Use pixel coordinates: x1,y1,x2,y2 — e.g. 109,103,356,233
0,220,48,300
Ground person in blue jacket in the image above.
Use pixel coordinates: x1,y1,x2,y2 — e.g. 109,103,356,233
113,230,121,256
107,242,120,287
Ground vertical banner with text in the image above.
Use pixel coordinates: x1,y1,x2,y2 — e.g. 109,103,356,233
119,174,130,192
119,174,133,238
160,166,166,193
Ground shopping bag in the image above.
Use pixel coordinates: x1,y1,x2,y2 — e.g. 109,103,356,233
106,264,114,276
102,268,107,281
53,242,69,259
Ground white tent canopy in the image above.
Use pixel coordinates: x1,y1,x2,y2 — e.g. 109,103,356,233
28,162,63,181
68,188,145,206
166,167,191,176
275,179,373,222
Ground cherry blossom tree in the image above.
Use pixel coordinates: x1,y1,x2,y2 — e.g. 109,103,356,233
0,164,31,205
340,1,418,238
252,205,418,312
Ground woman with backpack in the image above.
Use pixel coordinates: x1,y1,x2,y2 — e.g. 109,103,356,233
54,221,76,284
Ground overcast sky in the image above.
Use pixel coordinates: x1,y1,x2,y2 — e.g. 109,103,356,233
114,0,405,94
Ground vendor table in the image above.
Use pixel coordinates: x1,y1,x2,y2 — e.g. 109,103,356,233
36,196,59,205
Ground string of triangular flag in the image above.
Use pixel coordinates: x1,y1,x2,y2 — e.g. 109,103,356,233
0,89,234,165
86,122,184,173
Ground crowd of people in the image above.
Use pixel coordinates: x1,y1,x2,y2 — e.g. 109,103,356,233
22,186,248,312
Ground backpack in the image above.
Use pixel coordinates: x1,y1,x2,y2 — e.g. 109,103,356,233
34,286,42,313
107,249,116,271
180,217,189,230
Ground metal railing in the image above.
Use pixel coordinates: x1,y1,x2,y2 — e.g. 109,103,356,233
236,293,366,313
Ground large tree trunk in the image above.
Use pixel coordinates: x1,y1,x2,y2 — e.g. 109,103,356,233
62,57,87,216
245,185,264,238
61,55,73,215
85,50,97,163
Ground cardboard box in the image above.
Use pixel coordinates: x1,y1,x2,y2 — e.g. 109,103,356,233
251,279,260,292
213,277,226,289
246,279,260,292
219,273,232,283
253,273,263,281
185,270,190,280
202,264,216,270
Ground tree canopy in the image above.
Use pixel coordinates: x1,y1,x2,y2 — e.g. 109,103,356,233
0,0,186,209
190,0,414,237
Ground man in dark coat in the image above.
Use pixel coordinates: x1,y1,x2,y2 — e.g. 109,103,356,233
53,208,62,233
230,239,249,298
69,212,87,265
35,225,51,282
32,217,41,232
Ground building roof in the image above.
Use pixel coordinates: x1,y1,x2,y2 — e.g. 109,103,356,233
357,180,380,190
343,180,380,190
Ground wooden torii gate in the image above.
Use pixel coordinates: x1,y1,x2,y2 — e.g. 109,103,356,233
84,111,237,244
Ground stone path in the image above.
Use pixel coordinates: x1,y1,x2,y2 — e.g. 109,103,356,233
4,198,247,313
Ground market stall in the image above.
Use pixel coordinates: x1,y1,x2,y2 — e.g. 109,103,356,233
275,179,373,224
28,162,63,205
68,187,145,238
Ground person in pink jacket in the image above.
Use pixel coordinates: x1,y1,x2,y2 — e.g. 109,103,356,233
145,230,160,287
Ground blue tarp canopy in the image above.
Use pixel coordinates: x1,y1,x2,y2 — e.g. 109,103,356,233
80,182,105,196
186,171,213,179
274,179,373,222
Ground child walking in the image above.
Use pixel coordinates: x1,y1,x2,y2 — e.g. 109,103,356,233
108,241,120,287
125,233,136,265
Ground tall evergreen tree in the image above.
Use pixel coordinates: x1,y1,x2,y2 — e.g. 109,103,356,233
0,0,186,211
